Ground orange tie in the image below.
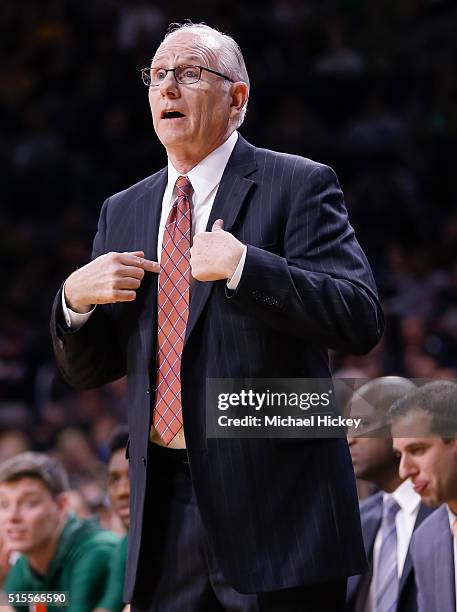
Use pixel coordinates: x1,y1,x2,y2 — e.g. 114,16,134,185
153,176,192,444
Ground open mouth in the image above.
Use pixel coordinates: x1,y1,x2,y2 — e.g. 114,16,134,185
161,110,186,119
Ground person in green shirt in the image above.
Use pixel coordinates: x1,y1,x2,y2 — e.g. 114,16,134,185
0,451,119,611
96,426,130,612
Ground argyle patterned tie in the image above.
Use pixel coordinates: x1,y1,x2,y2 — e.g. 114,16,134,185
153,175,192,444
375,496,401,612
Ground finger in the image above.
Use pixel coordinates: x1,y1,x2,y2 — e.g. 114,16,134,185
137,258,160,273
113,277,141,290
111,290,137,302
212,219,224,232
118,265,146,280
120,253,160,273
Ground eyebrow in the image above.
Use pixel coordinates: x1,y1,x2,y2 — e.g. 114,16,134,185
397,441,430,453
150,56,205,67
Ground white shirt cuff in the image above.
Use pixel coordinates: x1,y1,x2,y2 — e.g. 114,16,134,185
62,280,96,329
227,245,247,290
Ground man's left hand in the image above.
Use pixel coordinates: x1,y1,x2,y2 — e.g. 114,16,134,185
190,219,245,282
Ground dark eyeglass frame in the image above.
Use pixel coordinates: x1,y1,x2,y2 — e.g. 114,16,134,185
141,65,234,87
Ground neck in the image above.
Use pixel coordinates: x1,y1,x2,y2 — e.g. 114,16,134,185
448,500,457,515
27,517,66,576
167,126,234,174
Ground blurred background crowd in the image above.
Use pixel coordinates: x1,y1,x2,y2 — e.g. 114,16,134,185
1,0,457,501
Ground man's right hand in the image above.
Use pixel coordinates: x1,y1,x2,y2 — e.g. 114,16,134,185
64,251,159,313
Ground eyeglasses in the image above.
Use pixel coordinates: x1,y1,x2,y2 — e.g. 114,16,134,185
141,65,234,87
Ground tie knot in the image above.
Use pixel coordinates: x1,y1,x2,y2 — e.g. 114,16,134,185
383,497,401,521
176,175,193,200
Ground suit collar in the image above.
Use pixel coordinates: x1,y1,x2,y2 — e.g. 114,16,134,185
184,135,257,345
136,136,258,353
398,502,435,592
433,505,456,612
137,168,167,364
360,492,383,555
346,493,383,604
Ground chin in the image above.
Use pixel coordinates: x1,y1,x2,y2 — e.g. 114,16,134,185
422,493,440,507
8,541,30,552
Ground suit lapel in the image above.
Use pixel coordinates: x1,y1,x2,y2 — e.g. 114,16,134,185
184,136,257,346
347,494,382,604
362,494,383,556
434,507,456,612
137,168,167,364
398,502,435,593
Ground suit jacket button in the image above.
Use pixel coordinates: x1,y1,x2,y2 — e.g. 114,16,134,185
141,456,147,466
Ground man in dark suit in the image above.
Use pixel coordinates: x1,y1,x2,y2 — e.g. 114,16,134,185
346,377,434,612
51,22,384,611
390,381,457,612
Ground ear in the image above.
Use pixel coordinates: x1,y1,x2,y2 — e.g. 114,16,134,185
55,492,70,517
229,82,249,121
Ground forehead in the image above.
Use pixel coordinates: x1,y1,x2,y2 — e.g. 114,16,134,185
152,31,221,66
108,448,128,473
0,477,49,497
392,435,442,454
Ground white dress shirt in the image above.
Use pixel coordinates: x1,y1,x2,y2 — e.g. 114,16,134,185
446,504,457,609
62,130,246,447
367,479,422,612
63,130,245,326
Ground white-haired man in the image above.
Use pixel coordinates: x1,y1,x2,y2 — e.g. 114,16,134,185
51,22,383,611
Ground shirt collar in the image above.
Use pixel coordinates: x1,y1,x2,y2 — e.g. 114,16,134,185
384,478,421,515
447,504,457,530
167,130,238,203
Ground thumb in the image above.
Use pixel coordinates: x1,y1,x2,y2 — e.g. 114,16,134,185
212,219,224,232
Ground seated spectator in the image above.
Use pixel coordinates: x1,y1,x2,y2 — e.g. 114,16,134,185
0,431,30,464
390,380,457,612
346,376,434,612
0,452,119,611
96,426,130,612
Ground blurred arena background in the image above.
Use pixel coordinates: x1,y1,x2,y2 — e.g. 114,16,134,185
1,0,457,500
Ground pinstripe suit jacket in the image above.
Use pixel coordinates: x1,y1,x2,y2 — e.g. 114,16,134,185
51,135,384,603
410,505,456,612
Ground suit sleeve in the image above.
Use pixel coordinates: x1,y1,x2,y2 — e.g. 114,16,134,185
227,163,384,354
50,198,126,389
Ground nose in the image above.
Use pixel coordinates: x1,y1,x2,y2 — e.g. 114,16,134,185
117,476,130,497
399,453,418,480
347,436,357,447
158,71,180,98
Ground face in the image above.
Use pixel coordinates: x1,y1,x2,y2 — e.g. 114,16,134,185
0,478,65,554
348,436,397,481
107,448,130,529
148,31,242,163
392,409,457,506
347,392,398,482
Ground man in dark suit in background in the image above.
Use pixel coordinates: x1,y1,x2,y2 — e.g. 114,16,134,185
391,380,457,612
51,22,384,611
346,377,434,612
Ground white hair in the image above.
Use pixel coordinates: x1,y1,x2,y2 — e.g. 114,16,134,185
163,22,249,128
